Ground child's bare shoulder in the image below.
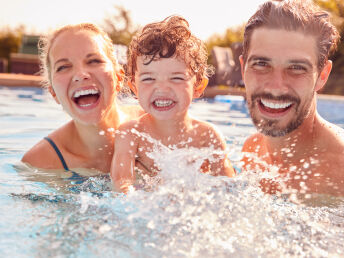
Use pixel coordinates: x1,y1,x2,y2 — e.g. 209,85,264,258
191,118,221,136
190,119,225,147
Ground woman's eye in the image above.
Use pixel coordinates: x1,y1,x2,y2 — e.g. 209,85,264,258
56,65,70,72
88,58,103,64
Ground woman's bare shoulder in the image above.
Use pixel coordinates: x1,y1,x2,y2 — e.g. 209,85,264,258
21,137,62,169
21,122,73,170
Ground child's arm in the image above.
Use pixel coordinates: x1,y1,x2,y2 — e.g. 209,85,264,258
205,126,236,177
110,122,138,193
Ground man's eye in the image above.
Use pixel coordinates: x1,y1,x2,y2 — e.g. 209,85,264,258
289,65,307,71
253,61,268,67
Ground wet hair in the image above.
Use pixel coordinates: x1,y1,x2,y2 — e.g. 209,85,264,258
126,15,213,85
242,0,340,71
38,23,119,88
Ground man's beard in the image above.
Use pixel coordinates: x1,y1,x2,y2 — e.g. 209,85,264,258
248,92,313,137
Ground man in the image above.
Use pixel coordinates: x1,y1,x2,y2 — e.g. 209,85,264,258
240,0,344,196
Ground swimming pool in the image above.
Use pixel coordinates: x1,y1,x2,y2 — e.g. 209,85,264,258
1,86,343,257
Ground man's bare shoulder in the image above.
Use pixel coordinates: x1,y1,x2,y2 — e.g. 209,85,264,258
320,119,344,151
242,133,264,152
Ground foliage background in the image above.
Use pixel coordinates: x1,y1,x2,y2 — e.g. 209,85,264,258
0,1,343,95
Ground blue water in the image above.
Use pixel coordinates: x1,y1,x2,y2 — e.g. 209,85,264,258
0,86,343,257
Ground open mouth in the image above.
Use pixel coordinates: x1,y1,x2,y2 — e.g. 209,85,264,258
259,99,293,114
152,99,176,110
72,88,100,108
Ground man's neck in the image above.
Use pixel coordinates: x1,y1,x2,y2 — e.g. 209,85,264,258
264,111,319,165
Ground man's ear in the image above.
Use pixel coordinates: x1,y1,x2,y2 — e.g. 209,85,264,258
315,60,332,92
48,86,60,104
239,55,245,80
193,78,208,98
127,81,138,96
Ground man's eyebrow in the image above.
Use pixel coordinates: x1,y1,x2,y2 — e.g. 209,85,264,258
247,55,271,63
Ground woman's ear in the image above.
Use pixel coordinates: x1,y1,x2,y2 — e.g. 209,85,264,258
115,68,125,92
48,86,60,104
193,78,209,98
315,60,332,92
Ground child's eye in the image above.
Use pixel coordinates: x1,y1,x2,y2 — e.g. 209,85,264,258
171,77,185,81
141,77,154,82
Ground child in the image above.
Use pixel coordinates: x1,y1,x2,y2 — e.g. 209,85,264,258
110,16,235,192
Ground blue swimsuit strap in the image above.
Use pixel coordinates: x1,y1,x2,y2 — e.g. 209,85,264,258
44,137,89,184
44,137,69,171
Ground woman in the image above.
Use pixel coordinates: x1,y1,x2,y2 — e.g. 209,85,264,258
22,23,142,174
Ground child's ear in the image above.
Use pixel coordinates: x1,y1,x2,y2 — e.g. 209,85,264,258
128,81,138,95
315,60,332,92
48,86,60,104
193,78,208,98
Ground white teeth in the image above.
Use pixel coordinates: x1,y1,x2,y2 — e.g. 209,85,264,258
79,103,92,107
154,99,174,107
73,89,99,98
261,99,292,109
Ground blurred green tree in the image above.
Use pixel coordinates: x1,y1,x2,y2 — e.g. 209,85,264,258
0,25,25,60
102,6,138,46
314,0,344,95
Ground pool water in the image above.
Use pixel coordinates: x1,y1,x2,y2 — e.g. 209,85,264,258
0,86,343,257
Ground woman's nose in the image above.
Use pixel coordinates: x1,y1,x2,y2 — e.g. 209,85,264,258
72,69,90,82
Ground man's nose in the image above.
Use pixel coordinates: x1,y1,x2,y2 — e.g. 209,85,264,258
265,69,289,94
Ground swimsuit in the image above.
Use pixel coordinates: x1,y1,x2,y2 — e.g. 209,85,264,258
44,137,87,184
